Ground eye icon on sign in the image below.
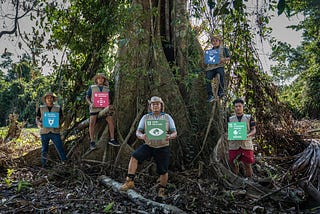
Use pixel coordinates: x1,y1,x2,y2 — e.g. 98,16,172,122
149,128,164,136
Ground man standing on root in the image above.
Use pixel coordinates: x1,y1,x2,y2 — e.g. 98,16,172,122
228,98,256,177
204,34,230,102
86,73,119,149
36,92,67,167
120,96,177,200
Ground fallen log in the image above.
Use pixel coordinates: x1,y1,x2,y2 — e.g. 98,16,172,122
99,175,186,214
74,105,115,132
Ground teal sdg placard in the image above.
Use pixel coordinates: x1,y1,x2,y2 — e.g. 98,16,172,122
43,112,59,128
228,122,247,140
146,119,166,140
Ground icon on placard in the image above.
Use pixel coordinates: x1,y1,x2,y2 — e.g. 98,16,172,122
146,119,166,140
48,119,54,126
149,128,164,137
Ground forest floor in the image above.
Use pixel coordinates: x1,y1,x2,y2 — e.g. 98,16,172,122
0,120,320,214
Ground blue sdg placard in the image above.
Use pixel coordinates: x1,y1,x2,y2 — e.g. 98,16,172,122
43,112,59,128
204,49,220,64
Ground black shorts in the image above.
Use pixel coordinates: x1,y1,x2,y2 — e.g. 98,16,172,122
132,144,170,175
89,111,113,116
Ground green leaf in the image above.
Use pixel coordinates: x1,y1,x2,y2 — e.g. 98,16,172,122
277,0,286,16
234,0,243,12
103,202,114,213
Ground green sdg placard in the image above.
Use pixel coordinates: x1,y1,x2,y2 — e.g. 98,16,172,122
228,122,247,140
146,119,166,140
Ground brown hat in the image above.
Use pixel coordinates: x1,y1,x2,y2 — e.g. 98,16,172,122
211,34,222,41
148,96,164,112
93,73,108,84
42,92,57,103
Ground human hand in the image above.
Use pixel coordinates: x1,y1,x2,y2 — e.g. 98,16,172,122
37,121,42,128
137,133,146,140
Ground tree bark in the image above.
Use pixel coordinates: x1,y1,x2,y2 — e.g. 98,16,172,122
99,175,186,214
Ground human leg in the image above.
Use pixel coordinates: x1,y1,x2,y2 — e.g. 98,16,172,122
243,163,253,177
106,115,115,139
239,149,255,178
89,114,97,142
229,149,241,175
120,157,138,190
216,67,225,97
89,114,97,149
153,146,170,198
205,69,215,101
120,145,152,191
51,133,67,162
40,134,50,167
159,173,168,187
106,115,119,146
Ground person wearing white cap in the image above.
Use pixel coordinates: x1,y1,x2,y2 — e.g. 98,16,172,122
120,96,177,201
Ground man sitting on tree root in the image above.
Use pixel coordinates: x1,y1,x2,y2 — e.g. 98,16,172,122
228,98,256,177
86,73,119,149
120,96,177,201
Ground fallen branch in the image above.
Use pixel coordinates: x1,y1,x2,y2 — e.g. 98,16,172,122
250,177,308,204
99,175,186,214
74,106,114,132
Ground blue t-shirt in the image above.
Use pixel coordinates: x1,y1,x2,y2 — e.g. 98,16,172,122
87,85,105,98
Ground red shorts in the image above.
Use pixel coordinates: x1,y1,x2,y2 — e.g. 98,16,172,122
229,148,255,164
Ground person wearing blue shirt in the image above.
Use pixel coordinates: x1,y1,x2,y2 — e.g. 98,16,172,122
85,73,119,149
36,92,67,167
204,34,230,102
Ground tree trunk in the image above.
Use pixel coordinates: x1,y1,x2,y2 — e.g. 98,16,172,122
112,0,221,170
79,0,223,170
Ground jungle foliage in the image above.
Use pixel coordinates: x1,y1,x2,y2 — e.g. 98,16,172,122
270,0,320,119
0,0,314,158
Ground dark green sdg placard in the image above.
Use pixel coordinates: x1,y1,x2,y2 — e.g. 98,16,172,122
146,119,166,140
228,122,247,140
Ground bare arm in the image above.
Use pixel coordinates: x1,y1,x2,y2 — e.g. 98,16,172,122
248,126,256,138
166,130,177,140
86,95,92,105
136,130,146,140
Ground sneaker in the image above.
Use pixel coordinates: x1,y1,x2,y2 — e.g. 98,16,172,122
90,141,96,150
108,139,120,147
207,95,215,103
120,178,135,191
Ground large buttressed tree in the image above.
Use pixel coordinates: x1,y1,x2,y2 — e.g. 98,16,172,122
114,0,212,169
1,0,304,168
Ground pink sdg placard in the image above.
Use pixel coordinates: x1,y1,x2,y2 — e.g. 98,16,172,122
93,92,109,107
